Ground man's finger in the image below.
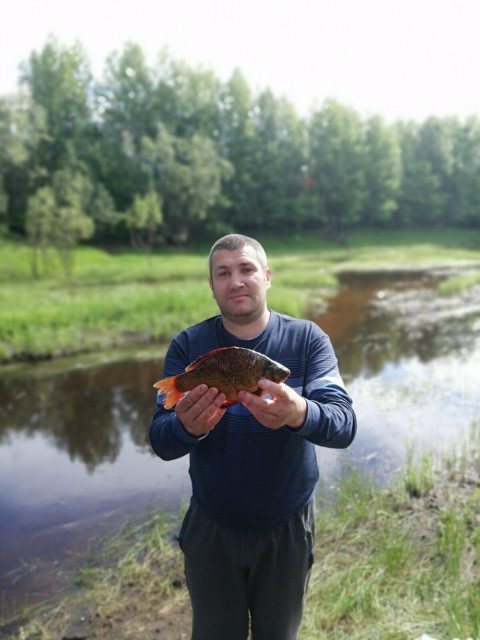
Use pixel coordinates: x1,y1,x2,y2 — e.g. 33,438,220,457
177,384,208,411
201,392,226,420
238,389,274,412
258,378,288,397
192,387,220,413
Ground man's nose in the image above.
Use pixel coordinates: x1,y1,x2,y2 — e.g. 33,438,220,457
230,273,245,288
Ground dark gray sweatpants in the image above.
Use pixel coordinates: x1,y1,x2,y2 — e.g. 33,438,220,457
178,498,315,640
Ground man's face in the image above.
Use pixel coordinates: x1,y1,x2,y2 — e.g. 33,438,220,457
209,246,271,325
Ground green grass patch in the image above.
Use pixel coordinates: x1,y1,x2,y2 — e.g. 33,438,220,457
437,270,480,296
0,280,218,361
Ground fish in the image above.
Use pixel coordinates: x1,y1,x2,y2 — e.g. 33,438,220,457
154,346,290,409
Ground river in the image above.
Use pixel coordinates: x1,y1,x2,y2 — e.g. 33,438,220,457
1,269,479,611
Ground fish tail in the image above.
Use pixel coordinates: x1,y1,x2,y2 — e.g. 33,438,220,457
153,375,184,409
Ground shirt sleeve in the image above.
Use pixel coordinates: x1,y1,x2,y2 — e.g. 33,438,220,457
149,335,208,461
289,324,357,448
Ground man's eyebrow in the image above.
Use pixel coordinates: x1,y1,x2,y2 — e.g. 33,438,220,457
213,259,256,271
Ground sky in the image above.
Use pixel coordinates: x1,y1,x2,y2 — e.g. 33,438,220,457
2,0,480,123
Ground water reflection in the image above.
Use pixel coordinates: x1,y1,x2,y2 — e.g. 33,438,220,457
0,356,192,607
0,359,163,471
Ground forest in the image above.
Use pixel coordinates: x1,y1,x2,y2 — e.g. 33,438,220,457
1,37,480,262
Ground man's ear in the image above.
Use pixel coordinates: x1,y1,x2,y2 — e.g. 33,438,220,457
265,268,272,289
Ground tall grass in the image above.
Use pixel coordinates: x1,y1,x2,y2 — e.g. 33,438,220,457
300,436,480,640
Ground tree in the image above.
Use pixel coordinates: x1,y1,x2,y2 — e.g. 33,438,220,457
88,183,120,241
395,122,444,227
99,42,156,148
140,125,233,244
249,90,306,231
25,186,55,276
216,69,257,232
417,117,455,224
362,115,401,226
217,77,307,234
92,43,158,216
0,99,9,238
0,94,49,233
450,116,480,227
153,51,222,138
397,160,443,227
125,186,163,255
51,167,95,276
20,37,92,174
308,100,366,242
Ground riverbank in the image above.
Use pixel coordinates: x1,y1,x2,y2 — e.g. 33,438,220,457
1,229,480,364
4,431,479,640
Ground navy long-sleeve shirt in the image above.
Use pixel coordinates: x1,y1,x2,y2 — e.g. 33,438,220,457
149,311,356,531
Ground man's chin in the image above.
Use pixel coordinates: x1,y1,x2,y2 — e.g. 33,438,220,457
222,306,264,325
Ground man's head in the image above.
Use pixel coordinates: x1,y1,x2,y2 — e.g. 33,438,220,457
208,234,268,278
208,234,271,327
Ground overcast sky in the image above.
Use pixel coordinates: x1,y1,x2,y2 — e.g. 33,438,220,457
2,0,480,122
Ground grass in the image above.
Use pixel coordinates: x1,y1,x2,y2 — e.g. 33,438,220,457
404,448,435,498
437,271,480,296
5,426,480,640
300,426,480,640
1,229,480,363
0,280,218,361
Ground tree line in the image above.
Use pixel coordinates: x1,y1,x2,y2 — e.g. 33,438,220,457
1,37,480,267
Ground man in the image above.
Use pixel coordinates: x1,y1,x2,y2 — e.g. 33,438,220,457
150,234,356,640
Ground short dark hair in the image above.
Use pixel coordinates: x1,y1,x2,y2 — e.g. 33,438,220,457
208,234,268,276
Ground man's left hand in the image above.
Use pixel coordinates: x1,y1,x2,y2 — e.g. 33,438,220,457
238,378,307,430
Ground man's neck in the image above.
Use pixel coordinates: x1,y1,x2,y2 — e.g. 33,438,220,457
221,309,271,340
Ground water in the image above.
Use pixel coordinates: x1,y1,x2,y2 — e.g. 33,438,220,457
1,269,479,609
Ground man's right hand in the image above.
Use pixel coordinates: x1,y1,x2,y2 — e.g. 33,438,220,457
175,384,226,437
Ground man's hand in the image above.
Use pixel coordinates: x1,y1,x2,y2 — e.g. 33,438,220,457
238,378,307,430
175,385,226,437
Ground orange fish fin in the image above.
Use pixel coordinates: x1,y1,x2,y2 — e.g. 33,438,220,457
153,376,184,409
185,347,232,372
